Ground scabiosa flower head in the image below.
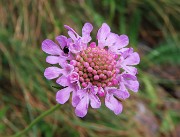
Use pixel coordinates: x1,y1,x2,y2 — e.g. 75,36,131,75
42,23,140,117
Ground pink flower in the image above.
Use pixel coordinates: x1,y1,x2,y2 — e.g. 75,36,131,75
75,84,101,117
42,23,140,117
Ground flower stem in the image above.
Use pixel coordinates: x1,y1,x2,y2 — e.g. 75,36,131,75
12,104,61,137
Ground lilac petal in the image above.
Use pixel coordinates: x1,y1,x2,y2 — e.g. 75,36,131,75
82,23,93,36
69,72,79,83
126,81,139,92
97,23,110,47
75,94,89,117
62,64,74,75
76,89,87,98
56,35,68,49
122,66,137,75
81,23,93,43
116,48,129,55
121,74,139,92
68,31,77,41
89,94,101,108
72,91,80,107
64,25,78,36
58,58,68,68
121,48,134,59
44,67,62,79
56,75,69,86
69,82,81,92
56,87,72,104
117,83,130,99
124,52,140,65
81,35,91,44
105,92,114,110
105,93,123,115
69,43,81,53
105,33,118,47
46,56,60,64
42,39,62,55
124,78,139,92
115,35,129,49
108,87,130,100
122,74,137,81
91,86,99,94
64,25,79,41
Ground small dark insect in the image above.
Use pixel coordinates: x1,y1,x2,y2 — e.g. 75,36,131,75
63,46,69,54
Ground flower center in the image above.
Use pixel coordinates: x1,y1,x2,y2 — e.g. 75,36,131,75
71,46,118,88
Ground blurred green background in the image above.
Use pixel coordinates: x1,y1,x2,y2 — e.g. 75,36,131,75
0,0,180,137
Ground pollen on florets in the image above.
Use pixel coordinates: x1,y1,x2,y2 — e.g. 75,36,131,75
71,46,118,88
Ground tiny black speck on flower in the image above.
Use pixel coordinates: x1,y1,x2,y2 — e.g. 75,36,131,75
63,46,69,54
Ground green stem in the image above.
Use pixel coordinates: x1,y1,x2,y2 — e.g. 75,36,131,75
12,104,61,137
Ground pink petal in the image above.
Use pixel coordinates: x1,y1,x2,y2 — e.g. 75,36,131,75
108,87,130,100
58,58,68,68
122,65,137,75
109,35,129,53
113,98,123,115
115,35,129,49
81,23,93,43
117,83,130,99
97,23,110,47
56,75,69,86
62,64,74,75
81,35,91,44
69,72,79,83
68,31,77,41
56,87,72,104
82,23,93,36
42,39,62,55
64,25,78,36
121,48,134,59
116,48,129,55
72,91,80,107
56,35,68,49
122,75,139,92
69,43,81,53
124,52,140,65
46,56,60,64
75,94,89,117
89,93,101,108
105,33,118,47
91,86,99,94
105,92,113,108
122,74,137,81
76,89,88,98
44,67,62,79
126,80,139,92
105,92,123,115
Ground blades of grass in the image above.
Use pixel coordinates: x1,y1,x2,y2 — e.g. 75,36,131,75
160,111,174,134
117,0,126,34
128,9,142,48
146,39,180,65
140,74,158,107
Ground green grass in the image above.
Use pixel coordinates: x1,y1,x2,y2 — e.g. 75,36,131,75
0,0,180,136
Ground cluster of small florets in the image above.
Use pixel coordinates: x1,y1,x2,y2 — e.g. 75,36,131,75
42,22,140,117
71,46,118,88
